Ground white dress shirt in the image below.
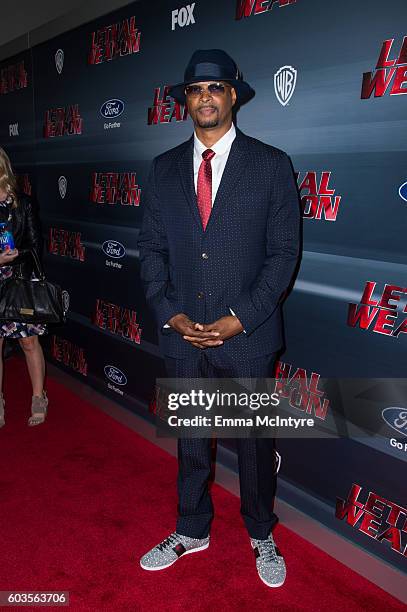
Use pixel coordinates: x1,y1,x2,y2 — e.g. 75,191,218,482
164,123,245,332
193,123,236,203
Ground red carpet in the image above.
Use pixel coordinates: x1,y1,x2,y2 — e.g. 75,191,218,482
0,357,404,611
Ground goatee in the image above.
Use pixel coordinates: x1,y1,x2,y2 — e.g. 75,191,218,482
197,117,219,128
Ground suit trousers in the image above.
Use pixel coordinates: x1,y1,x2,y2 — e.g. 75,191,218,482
164,348,279,540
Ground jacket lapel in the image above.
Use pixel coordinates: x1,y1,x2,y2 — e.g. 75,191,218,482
176,128,250,233
177,135,202,230
204,128,249,233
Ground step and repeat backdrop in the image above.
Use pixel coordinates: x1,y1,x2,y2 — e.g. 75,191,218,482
0,0,406,572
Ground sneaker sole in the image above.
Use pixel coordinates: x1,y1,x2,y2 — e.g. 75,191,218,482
140,541,210,571
258,572,286,588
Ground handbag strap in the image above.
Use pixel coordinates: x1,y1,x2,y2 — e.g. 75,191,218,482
16,249,46,281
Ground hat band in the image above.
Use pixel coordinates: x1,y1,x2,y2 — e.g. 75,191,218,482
185,62,238,83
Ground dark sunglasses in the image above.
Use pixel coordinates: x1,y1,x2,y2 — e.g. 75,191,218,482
184,82,231,97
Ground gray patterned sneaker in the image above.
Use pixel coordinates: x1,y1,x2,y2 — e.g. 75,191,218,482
140,532,210,571
250,532,286,587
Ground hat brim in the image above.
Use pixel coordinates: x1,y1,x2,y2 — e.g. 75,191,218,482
168,77,255,106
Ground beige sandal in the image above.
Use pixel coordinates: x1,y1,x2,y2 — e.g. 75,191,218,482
28,391,48,426
0,393,4,428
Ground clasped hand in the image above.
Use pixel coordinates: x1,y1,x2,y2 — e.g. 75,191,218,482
168,313,244,350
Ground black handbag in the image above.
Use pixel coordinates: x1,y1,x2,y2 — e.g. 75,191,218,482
0,249,69,324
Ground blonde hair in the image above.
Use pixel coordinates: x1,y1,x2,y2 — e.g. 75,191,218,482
0,147,18,207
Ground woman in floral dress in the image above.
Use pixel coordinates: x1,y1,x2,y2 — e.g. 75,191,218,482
0,147,48,427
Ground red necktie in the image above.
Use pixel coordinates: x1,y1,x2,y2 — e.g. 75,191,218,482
197,149,215,230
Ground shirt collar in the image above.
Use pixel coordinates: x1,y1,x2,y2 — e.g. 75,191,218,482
194,123,236,159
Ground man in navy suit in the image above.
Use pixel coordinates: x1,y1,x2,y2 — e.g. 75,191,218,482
138,49,300,587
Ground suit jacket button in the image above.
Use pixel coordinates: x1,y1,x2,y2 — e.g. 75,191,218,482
201,252,209,259
197,291,204,299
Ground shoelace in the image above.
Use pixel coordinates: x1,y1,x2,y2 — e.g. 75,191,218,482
254,539,280,564
157,532,179,551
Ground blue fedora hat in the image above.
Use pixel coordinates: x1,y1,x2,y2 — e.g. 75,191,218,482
168,49,255,105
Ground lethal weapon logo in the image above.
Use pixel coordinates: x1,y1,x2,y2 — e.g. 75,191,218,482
348,282,407,338
48,228,85,262
88,16,141,64
274,361,329,420
51,336,88,376
0,61,28,94
361,36,407,99
336,484,406,557
236,0,296,20
148,86,188,125
93,299,142,344
91,172,141,206
296,171,342,221
43,105,83,137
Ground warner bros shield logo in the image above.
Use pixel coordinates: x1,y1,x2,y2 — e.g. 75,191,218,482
55,49,64,74
274,65,297,106
58,176,67,199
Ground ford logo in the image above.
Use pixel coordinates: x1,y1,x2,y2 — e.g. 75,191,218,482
102,240,126,259
104,365,127,386
382,407,407,438
399,181,407,203
100,99,125,118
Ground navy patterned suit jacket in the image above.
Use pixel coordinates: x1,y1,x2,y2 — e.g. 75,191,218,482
137,127,300,361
